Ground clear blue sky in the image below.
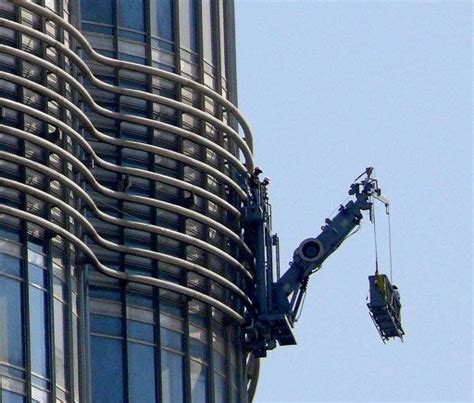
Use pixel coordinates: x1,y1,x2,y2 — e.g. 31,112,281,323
235,1,472,402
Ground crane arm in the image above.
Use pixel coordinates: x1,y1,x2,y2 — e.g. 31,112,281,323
243,168,402,357
272,168,380,324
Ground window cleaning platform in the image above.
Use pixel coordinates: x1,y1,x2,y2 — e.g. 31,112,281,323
367,274,404,342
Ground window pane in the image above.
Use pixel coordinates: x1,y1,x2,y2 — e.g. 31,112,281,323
161,327,183,351
91,336,124,403
191,360,208,403
161,350,183,403
90,314,122,336
156,0,174,41
127,291,154,308
29,286,49,377
119,0,145,32
190,338,208,362
202,0,215,63
0,224,20,241
214,372,226,403
127,320,154,343
218,0,226,73
54,299,66,388
128,343,156,403
1,390,25,403
0,277,23,366
89,286,121,301
81,0,113,25
29,264,47,288
0,253,21,277
214,350,226,374
179,0,198,52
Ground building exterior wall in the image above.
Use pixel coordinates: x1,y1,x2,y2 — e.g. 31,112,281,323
0,1,255,402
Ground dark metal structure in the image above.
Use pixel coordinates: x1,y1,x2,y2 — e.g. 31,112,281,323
368,274,404,342
243,168,404,359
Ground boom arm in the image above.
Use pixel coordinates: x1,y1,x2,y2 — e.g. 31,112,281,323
243,168,395,357
273,168,382,323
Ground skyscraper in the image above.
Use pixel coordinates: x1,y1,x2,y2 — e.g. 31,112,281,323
0,0,256,401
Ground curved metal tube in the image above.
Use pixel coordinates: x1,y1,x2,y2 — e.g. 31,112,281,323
0,105,251,260
0,205,245,324
8,0,255,158
0,154,252,284
0,174,251,305
0,45,248,199
0,18,249,172
0,69,241,216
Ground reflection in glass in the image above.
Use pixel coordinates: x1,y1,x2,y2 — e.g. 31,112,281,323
190,338,208,362
202,0,215,63
161,327,183,351
214,350,226,374
128,342,156,403
0,253,21,277
156,0,174,41
29,286,49,378
179,0,198,52
1,390,25,403
190,360,208,403
214,372,226,403
127,320,154,343
54,299,66,388
119,0,145,32
29,264,47,288
161,350,184,403
0,277,23,366
91,336,124,403
0,224,20,241
90,314,122,336
81,0,113,25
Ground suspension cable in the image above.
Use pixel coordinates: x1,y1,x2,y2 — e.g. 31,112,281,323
387,204,394,282
372,198,380,275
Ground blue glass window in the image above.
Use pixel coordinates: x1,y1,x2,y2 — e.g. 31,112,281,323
214,350,226,374
128,343,156,403
29,286,49,378
1,390,25,403
161,350,184,403
91,336,124,403
156,0,174,41
0,224,19,241
90,315,122,336
89,286,121,302
54,300,67,388
0,277,23,367
0,253,21,277
179,0,198,52
81,22,114,35
29,264,47,288
190,338,208,362
190,361,208,403
81,0,113,25
127,291,154,308
161,327,183,351
119,0,145,32
218,0,226,73
214,373,226,403
128,321,154,343
202,0,216,63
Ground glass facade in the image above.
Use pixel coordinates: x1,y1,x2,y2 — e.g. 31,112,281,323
0,0,255,402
